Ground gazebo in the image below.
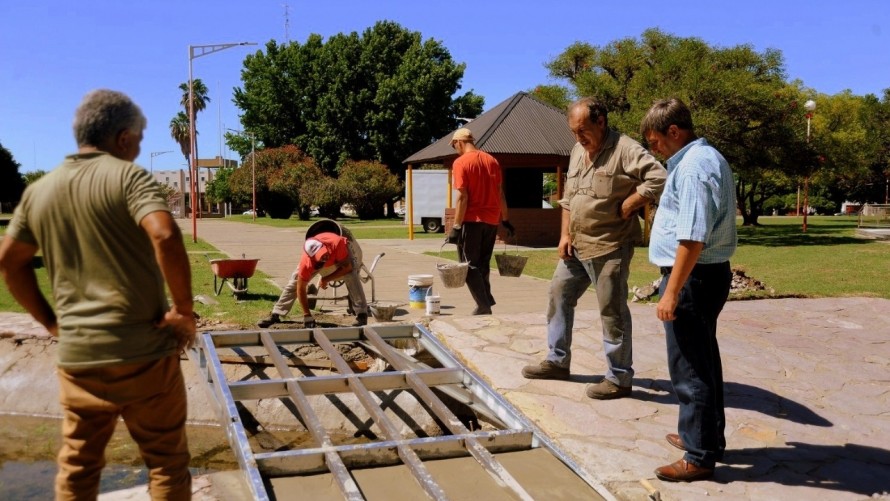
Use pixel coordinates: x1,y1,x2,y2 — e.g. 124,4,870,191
403,91,575,246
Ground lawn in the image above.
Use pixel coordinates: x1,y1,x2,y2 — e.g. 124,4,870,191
2,216,888,328
223,214,444,240
437,216,890,300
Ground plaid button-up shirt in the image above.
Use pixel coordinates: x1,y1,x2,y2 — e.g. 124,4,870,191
649,137,738,267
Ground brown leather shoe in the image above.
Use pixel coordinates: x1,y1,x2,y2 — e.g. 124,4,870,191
654,459,713,482
666,433,686,451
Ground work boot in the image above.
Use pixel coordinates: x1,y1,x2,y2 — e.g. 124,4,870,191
585,379,632,400
257,313,280,328
521,360,570,380
352,313,368,327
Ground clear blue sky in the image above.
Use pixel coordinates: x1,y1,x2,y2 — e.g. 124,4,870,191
1,0,887,174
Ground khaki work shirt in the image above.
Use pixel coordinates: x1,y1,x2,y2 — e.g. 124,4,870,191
559,130,666,260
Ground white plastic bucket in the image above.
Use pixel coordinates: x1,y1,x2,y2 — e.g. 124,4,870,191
408,274,434,309
425,289,440,315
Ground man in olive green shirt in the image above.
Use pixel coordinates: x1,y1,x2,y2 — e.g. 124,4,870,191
0,89,195,500
522,97,666,400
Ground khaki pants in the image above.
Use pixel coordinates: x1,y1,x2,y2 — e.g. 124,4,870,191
55,355,191,501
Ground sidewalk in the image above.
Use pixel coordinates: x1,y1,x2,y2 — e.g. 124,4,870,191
181,219,890,501
3,218,888,501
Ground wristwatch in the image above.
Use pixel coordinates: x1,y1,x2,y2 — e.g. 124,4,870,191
452,223,462,230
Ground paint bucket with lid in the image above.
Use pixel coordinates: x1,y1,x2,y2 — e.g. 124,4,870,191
408,274,434,309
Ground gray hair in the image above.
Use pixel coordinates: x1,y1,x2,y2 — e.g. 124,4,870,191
569,97,609,127
73,89,146,147
640,98,694,137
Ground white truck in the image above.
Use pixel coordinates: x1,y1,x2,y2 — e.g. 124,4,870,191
406,169,459,233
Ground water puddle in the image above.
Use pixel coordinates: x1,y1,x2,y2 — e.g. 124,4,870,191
0,414,237,499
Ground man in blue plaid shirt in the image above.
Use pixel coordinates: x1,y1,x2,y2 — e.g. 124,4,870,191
641,98,737,483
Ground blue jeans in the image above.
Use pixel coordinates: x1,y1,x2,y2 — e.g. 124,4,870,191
660,261,731,469
545,243,634,386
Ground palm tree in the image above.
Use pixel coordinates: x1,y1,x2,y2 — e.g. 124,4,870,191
179,78,210,122
169,111,191,163
178,79,211,170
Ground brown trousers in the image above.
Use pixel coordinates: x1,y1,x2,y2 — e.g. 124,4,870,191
55,354,191,500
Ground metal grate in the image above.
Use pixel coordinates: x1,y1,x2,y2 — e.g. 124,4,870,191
188,324,612,500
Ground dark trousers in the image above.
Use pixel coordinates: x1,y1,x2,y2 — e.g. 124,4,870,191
660,261,732,469
458,222,498,310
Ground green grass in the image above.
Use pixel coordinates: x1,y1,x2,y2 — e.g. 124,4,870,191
3,216,887,328
224,214,444,240
434,216,890,300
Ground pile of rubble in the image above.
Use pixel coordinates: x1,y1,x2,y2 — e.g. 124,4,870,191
631,268,772,302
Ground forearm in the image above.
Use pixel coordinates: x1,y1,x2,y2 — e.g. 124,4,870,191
621,192,649,219
296,280,312,315
560,208,571,239
663,241,704,298
499,185,509,221
4,267,57,332
141,212,193,314
154,233,194,314
454,191,468,225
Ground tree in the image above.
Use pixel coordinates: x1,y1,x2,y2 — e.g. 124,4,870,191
0,142,26,213
227,145,322,219
337,160,402,220
23,170,48,185
169,111,191,163
543,29,808,225
233,22,484,187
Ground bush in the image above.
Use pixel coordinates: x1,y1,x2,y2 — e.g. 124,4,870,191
337,160,402,220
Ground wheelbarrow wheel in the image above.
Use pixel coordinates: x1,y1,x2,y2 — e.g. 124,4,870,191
307,283,318,310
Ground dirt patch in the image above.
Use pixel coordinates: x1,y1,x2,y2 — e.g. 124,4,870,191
632,267,772,302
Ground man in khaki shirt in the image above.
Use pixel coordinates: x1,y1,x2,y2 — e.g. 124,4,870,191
522,97,666,400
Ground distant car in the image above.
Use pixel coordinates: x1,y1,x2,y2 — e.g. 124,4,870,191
395,207,406,216
309,207,320,217
242,209,265,217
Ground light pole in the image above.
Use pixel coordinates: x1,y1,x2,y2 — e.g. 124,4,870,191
803,99,816,233
188,42,257,243
150,150,173,174
227,128,256,221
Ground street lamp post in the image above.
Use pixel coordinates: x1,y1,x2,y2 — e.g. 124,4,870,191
803,99,816,233
150,150,173,174
227,128,256,221
188,42,256,243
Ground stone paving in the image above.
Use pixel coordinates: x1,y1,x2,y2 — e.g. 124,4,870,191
2,218,889,501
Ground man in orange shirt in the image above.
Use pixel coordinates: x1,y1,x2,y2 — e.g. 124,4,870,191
258,231,368,327
447,128,514,315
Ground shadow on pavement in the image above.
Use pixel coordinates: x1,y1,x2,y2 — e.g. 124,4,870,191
717,442,890,496
632,378,832,426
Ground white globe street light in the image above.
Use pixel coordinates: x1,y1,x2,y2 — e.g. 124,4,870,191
803,99,816,233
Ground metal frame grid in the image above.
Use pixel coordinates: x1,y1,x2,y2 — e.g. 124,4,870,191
188,323,612,501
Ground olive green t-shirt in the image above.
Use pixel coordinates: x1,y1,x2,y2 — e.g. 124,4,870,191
7,152,177,368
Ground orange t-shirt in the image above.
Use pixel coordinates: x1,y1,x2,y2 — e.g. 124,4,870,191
453,150,503,225
297,232,349,281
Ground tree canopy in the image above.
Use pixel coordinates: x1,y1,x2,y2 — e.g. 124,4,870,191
537,28,889,223
0,142,26,213
232,20,484,177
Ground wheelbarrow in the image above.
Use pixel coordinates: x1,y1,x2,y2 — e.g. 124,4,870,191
210,257,260,299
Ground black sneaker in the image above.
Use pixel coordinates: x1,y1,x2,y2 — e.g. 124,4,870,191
352,313,368,327
257,313,280,328
521,360,570,380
